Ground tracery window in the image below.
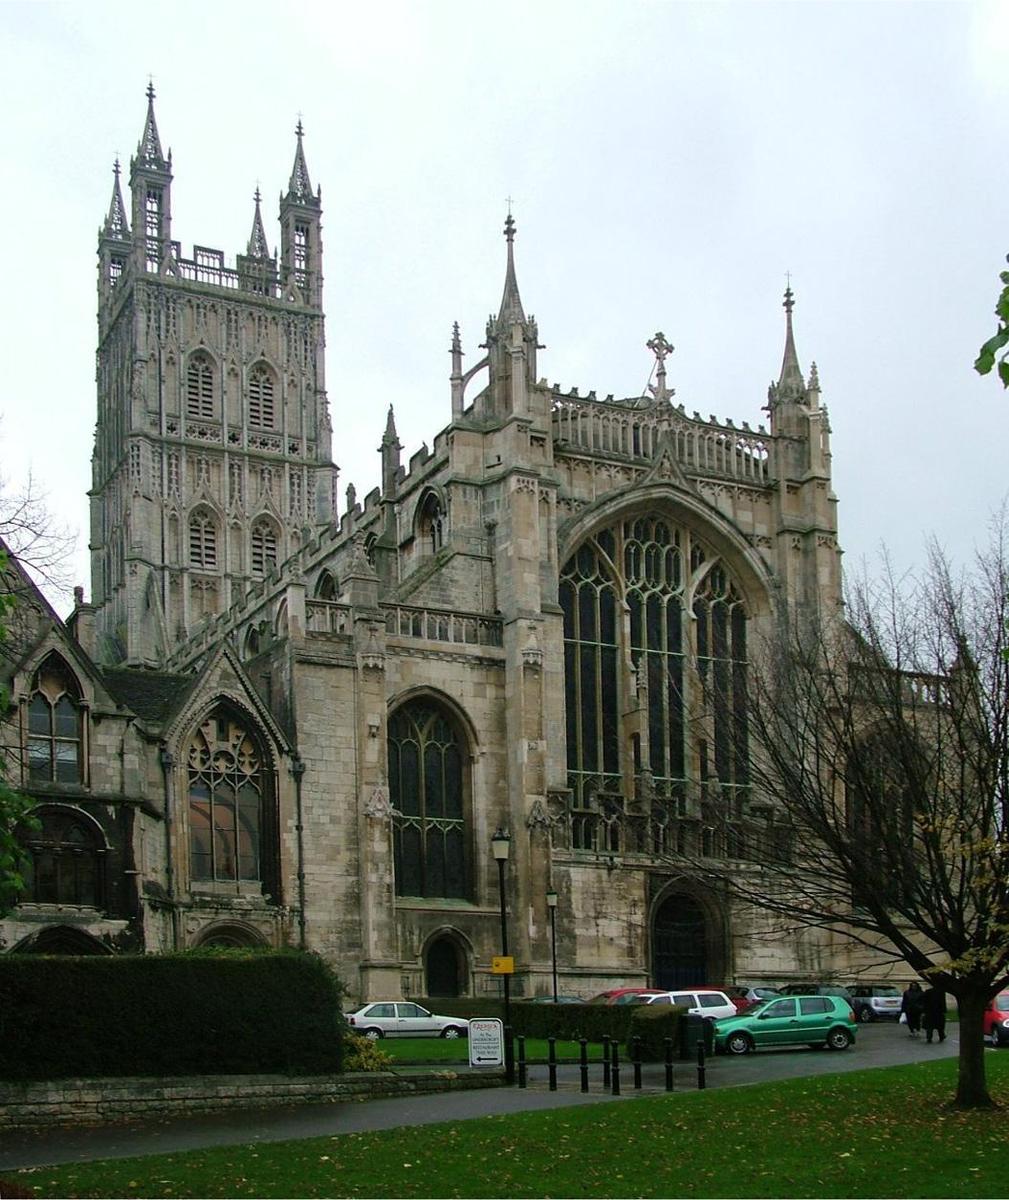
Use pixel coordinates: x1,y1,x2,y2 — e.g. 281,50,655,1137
188,510,218,569
19,806,104,907
251,521,278,577
388,700,469,899
417,493,444,555
26,658,83,785
560,516,748,824
186,354,215,419
248,364,276,428
187,710,265,884
314,569,338,600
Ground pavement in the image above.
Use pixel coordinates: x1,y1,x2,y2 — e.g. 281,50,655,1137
0,1023,963,1172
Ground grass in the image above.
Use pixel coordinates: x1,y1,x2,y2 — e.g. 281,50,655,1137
11,1054,1009,1198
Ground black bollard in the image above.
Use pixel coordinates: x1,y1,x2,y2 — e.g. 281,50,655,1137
548,1035,558,1092
517,1035,527,1089
505,1024,515,1085
697,1032,707,1090
632,1035,642,1090
664,1037,674,1092
602,1035,611,1088
611,1039,621,1096
579,1037,589,1093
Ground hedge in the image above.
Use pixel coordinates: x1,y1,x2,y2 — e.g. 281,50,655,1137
0,949,346,1081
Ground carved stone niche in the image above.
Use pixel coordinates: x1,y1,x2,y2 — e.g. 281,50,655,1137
522,622,544,671
363,784,395,821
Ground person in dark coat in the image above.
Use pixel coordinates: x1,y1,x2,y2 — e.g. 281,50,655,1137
901,981,925,1037
922,985,947,1043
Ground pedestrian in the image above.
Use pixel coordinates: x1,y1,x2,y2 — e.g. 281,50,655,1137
901,981,925,1038
922,985,947,1043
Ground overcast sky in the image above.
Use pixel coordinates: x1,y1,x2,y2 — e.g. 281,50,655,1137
2,0,1007,612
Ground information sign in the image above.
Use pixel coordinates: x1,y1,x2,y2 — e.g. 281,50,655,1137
468,1017,505,1067
491,955,514,974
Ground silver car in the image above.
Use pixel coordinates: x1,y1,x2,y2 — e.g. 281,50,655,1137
345,1001,469,1039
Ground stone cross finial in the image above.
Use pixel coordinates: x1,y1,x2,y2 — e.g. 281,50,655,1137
646,331,675,402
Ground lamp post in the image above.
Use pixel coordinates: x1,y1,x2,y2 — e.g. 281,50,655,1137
546,887,558,1003
491,827,514,1084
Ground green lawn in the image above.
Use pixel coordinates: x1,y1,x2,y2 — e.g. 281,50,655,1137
12,1055,1009,1198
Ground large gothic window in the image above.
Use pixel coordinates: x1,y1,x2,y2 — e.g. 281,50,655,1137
188,509,218,569
19,806,104,907
248,364,276,429
251,521,278,577
388,700,469,899
560,516,748,834
26,657,83,785
187,710,265,885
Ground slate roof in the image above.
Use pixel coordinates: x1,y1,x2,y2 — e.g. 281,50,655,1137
101,668,198,728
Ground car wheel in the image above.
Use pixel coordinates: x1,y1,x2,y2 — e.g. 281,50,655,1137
362,1027,384,1040
440,1025,464,1039
858,1007,874,1023
827,1027,851,1050
726,1031,753,1055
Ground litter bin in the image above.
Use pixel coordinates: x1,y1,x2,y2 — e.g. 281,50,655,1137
678,1013,715,1060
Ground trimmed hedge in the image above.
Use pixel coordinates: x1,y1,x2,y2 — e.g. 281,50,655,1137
0,949,346,1081
408,996,504,1020
625,1005,689,1060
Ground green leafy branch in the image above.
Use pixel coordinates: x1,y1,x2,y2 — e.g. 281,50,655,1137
975,254,1009,388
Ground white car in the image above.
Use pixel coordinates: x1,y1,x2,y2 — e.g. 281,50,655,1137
643,989,738,1021
344,1001,469,1039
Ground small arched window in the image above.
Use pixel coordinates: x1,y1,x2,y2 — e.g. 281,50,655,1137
186,353,216,419
251,521,278,577
19,806,104,907
248,364,276,429
27,657,83,785
187,708,267,885
417,493,444,555
188,510,218,569
314,570,338,600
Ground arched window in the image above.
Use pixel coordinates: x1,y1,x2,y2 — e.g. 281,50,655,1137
248,364,276,429
188,510,218,569
187,709,267,885
186,353,215,419
251,521,278,577
314,569,338,600
560,517,748,841
19,806,104,907
388,700,469,900
26,657,83,785
417,492,444,555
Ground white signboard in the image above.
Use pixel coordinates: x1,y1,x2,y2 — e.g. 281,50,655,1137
468,1017,505,1068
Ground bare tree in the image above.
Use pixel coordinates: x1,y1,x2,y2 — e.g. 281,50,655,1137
689,528,1009,1108
0,467,75,603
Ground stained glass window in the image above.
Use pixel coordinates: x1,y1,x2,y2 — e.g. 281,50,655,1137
187,711,264,883
26,658,82,785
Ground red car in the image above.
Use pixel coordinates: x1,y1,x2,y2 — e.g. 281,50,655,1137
587,987,667,1005
984,992,1009,1046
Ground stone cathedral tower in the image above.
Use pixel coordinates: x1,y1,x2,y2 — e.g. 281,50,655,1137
92,87,337,666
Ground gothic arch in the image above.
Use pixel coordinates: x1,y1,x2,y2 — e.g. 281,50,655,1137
181,700,280,902
247,360,278,429
387,685,480,755
187,505,220,571
16,802,108,908
185,349,219,420
9,925,113,956
24,652,87,787
422,927,472,997
314,568,339,600
413,487,446,555
192,921,269,949
648,880,728,989
388,694,473,901
250,516,280,578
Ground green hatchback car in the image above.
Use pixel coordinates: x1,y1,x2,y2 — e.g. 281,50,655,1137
714,994,857,1055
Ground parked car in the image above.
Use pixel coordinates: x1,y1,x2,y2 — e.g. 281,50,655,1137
642,989,738,1021
731,985,783,1006
714,994,857,1054
587,987,666,1005
779,983,855,1008
848,984,903,1023
983,992,1009,1046
344,1002,469,1039
527,995,584,1004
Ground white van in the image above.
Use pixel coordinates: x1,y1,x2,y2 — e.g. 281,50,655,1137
643,989,737,1021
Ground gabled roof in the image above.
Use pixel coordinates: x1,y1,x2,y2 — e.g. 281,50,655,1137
101,668,198,728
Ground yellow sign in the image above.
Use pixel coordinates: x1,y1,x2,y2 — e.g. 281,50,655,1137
491,956,515,975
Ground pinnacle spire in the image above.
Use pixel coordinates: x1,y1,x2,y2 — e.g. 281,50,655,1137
287,119,314,202
496,212,526,325
777,282,804,395
103,159,130,240
247,188,271,258
137,81,167,168
383,404,398,444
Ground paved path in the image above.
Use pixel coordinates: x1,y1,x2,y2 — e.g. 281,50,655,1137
0,1024,963,1172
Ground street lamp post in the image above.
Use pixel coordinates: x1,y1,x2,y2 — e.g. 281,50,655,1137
546,887,558,1003
491,828,514,1084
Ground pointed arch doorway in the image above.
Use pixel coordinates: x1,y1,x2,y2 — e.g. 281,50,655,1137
652,893,708,990
425,935,464,997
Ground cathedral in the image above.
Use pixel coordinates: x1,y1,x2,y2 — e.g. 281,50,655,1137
0,87,849,999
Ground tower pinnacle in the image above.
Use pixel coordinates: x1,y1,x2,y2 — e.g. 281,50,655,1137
777,282,804,396
497,211,526,325
137,81,167,168
103,159,130,240
247,187,271,258
287,119,315,203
